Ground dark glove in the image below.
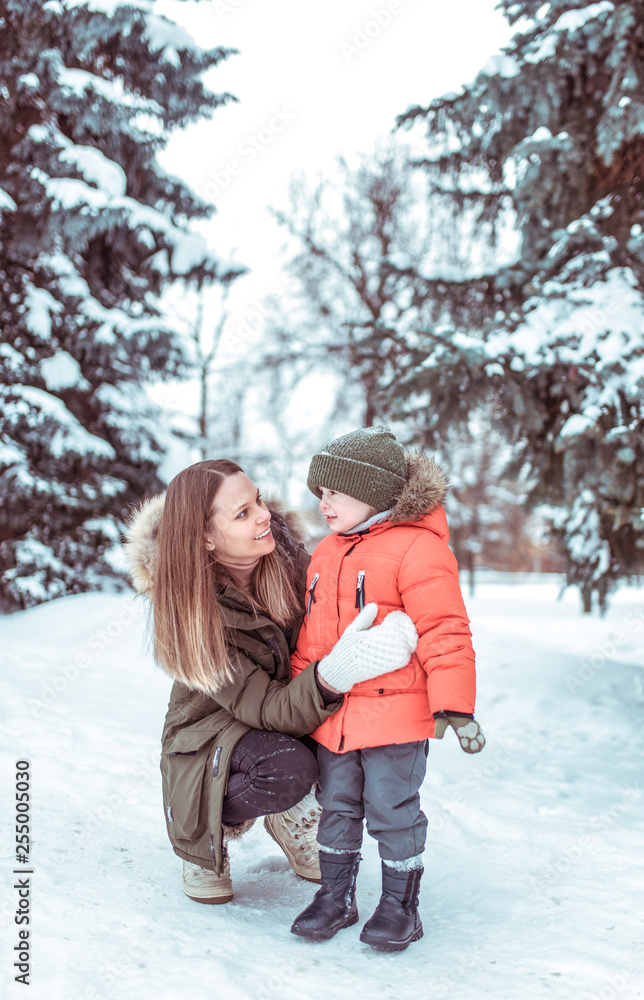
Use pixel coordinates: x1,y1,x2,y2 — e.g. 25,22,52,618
433,711,485,753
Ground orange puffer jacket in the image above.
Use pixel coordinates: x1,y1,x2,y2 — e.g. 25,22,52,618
291,453,476,753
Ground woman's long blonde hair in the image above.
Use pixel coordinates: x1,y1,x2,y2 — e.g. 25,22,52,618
152,459,300,694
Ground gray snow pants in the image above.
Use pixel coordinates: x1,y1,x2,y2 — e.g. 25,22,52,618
315,740,429,862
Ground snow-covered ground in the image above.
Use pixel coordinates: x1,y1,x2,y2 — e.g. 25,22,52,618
1,577,643,1000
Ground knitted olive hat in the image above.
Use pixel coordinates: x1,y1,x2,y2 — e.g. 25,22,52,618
307,427,408,512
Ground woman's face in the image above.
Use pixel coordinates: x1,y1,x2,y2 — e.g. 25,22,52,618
205,472,275,564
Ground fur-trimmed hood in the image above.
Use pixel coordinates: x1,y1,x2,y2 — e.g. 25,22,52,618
388,451,449,524
123,493,308,599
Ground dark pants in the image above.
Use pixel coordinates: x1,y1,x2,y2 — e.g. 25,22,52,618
316,741,428,862
221,730,319,824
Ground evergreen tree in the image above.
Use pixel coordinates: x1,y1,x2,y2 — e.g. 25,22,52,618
440,410,530,594
398,0,644,611
0,0,240,609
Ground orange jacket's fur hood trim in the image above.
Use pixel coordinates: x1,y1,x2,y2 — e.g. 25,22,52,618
389,451,449,524
123,493,308,599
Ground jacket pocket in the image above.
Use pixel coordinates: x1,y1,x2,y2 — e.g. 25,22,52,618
160,728,218,841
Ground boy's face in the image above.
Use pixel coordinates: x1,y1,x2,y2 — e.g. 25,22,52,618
317,488,379,533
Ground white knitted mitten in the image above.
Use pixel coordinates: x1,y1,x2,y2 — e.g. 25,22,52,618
317,603,418,693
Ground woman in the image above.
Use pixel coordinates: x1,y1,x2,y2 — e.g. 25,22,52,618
124,459,416,905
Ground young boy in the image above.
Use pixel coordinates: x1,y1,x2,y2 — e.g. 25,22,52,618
290,427,485,953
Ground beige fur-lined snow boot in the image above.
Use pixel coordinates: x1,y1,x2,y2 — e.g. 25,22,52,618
264,789,322,883
182,851,233,905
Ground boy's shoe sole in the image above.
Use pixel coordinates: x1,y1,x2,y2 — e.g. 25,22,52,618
290,910,359,941
359,923,423,952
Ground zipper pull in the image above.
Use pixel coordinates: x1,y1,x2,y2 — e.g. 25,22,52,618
307,573,319,617
355,570,365,611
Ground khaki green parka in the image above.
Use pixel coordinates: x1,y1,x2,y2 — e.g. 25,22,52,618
125,496,341,875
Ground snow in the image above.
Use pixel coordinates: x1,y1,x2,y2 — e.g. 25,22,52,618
24,285,63,340
525,30,558,64
57,4,204,68
36,173,108,211
559,413,596,439
422,124,464,163
42,252,93,299
555,0,615,31
31,167,219,278
0,578,642,998
0,441,25,468
2,539,66,604
149,249,170,275
55,63,123,101
170,231,213,275
481,54,520,79
60,144,127,198
551,2,614,34
485,267,644,401
6,387,116,460
95,383,170,465
63,0,151,11
18,73,40,89
40,351,88,392
144,13,203,65
0,187,17,212
561,494,611,575
525,2,615,63
54,58,164,118
530,126,553,142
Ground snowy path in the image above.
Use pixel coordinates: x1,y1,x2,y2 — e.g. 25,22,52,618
1,580,643,1000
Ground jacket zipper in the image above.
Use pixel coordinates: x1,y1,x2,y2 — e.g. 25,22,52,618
307,573,319,617
341,562,366,749
355,570,365,611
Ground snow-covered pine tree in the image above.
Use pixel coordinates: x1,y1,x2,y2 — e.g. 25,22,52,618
439,409,532,594
0,0,239,609
398,0,644,611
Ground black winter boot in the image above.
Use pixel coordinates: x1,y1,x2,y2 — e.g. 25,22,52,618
290,851,360,941
359,862,424,952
